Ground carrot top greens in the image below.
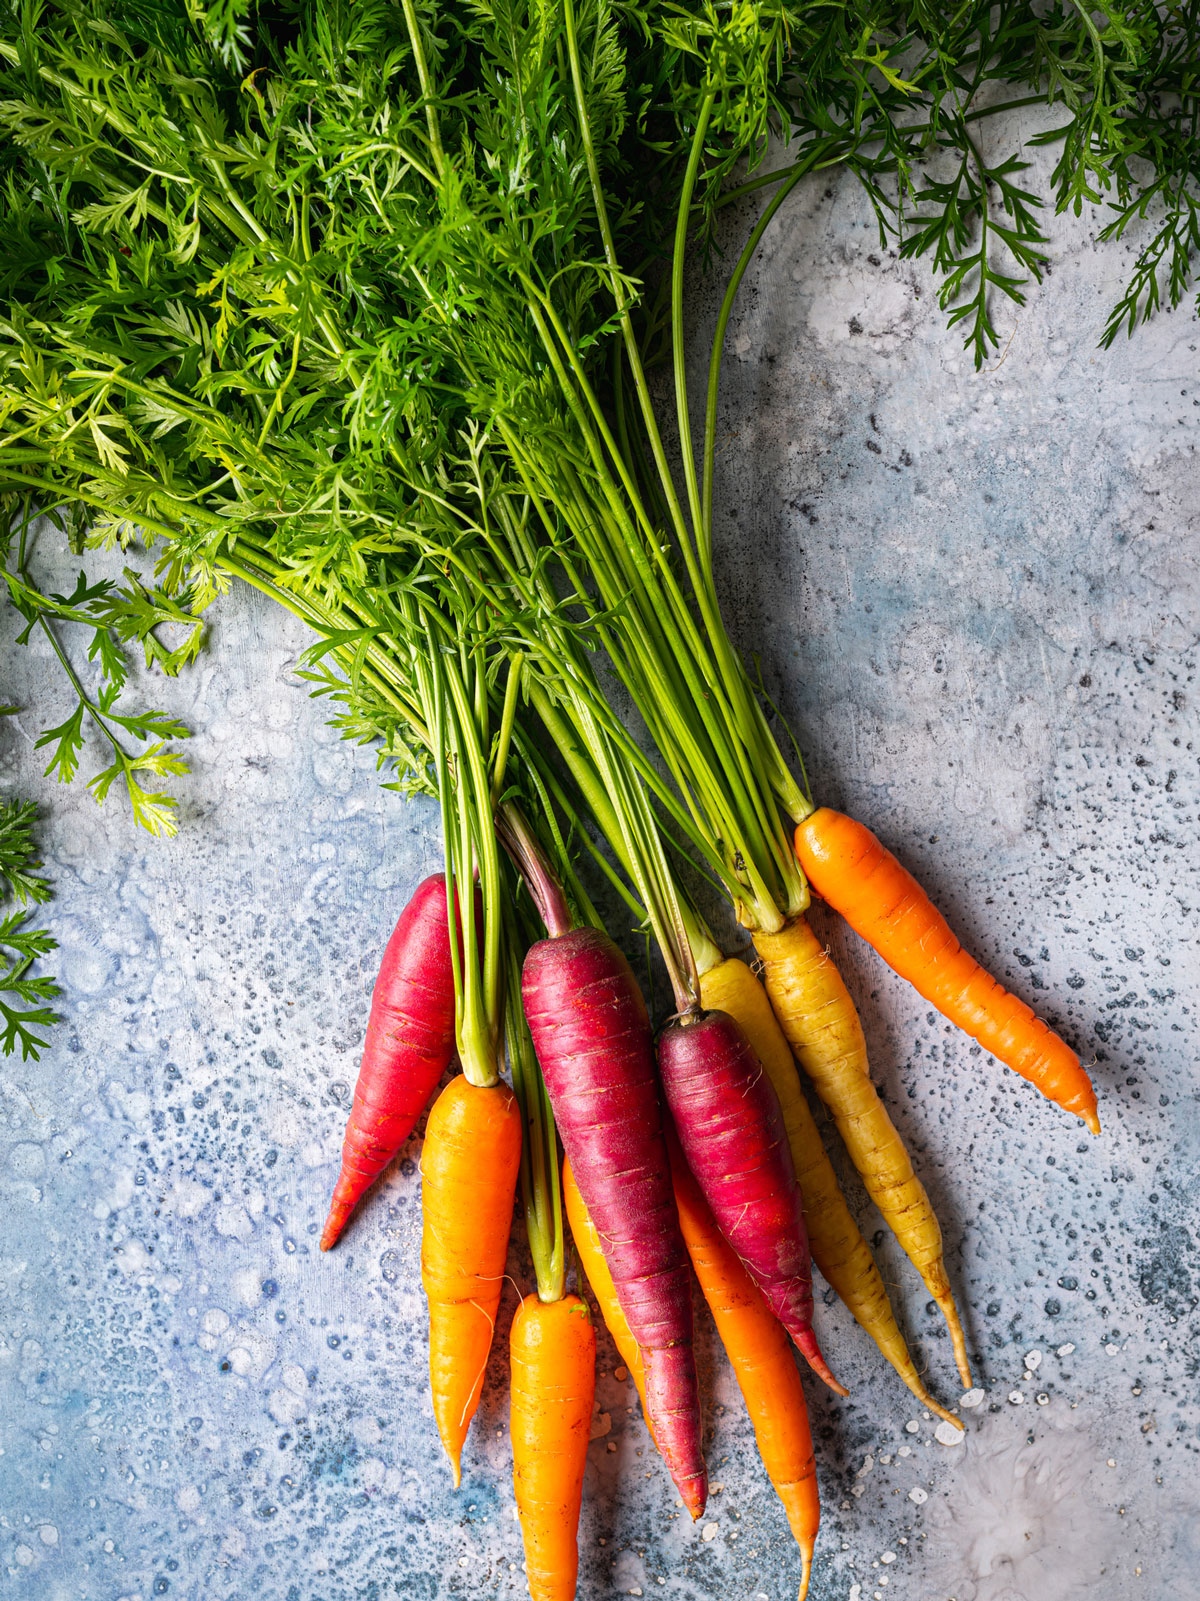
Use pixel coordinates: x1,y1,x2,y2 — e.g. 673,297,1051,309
1,0,1196,1044
0,796,59,1060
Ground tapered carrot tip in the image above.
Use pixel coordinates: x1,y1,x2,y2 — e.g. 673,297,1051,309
911,1382,964,1432
797,1558,813,1601
940,1301,973,1390
1084,1108,1101,1136
795,1332,848,1398
319,1202,351,1252
444,1446,462,1490
679,1474,707,1520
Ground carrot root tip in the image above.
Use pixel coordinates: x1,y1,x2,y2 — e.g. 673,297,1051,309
679,1478,708,1520
797,1559,813,1601
796,1336,847,1397
319,1203,351,1252
1084,1109,1102,1136
911,1384,962,1431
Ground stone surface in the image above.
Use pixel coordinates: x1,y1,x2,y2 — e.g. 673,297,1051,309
2,134,1198,1601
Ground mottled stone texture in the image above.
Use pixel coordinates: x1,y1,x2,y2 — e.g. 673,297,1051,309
1,139,1197,1601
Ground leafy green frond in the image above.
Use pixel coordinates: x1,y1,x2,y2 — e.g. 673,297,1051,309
0,804,59,1060
0,798,52,906
0,0,1195,951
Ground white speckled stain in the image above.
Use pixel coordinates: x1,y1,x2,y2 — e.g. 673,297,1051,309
1,113,1198,1600
920,1399,1119,1601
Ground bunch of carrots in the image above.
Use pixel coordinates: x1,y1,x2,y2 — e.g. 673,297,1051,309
0,4,1110,1597
317,764,1097,1600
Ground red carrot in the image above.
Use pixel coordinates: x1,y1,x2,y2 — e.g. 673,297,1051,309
321,874,464,1250
657,1009,846,1397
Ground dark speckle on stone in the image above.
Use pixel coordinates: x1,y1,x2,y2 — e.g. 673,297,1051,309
1138,1225,1195,1317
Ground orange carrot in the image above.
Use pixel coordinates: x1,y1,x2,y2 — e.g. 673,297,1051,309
421,1073,522,1485
794,808,1100,1133
510,1293,596,1601
668,1131,819,1601
562,1156,653,1438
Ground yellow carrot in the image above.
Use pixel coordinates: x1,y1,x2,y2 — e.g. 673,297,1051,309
756,918,972,1389
699,955,961,1427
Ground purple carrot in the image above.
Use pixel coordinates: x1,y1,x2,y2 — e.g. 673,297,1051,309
522,926,707,1517
657,1008,846,1396
503,805,706,1518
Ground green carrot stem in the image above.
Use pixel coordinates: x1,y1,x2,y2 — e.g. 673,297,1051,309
505,899,564,1305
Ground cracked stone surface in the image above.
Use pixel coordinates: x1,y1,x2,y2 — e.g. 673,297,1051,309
1,131,1198,1601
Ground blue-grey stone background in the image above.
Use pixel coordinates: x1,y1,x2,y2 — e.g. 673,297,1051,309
2,125,1198,1601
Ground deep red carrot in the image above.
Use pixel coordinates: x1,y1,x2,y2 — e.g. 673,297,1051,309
321,874,463,1250
523,925,706,1518
667,1132,820,1601
657,1009,846,1398
502,802,705,1518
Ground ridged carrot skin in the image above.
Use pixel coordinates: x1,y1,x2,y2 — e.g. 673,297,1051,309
794,807,1100,1133
322,874,461,1250
668,1132,819,1601
522,926,706,1519
562,1157,653,1438
699,956,961,1430
756,917,973,1388
421,1074,522,1486
510,1293,596,1601
657,1009,845,1398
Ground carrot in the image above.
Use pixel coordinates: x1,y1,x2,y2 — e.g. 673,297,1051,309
420,1072,522,1485
756,916,973,1388
667,1130,819,1601
322,874,466,1250
523,924,706,1518
794,807,1100,1133
562,1156,653,1438
658,1008,846,1397
510,1293,596,1601
698,955,961,1428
